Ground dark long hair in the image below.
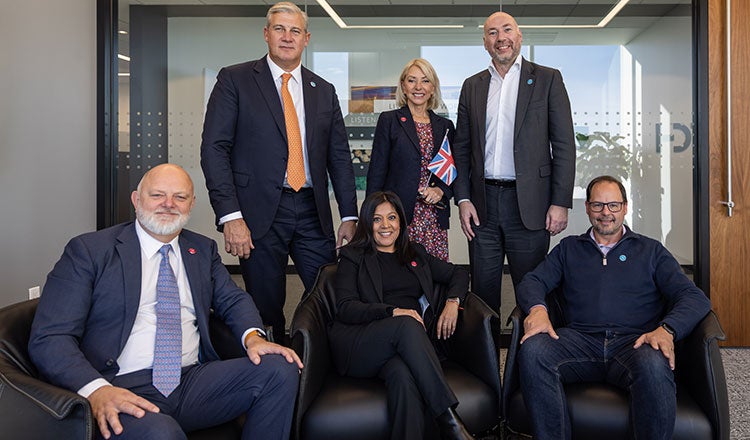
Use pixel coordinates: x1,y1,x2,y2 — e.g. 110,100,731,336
348,191,415,264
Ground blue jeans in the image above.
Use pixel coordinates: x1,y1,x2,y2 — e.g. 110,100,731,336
518,328,676,440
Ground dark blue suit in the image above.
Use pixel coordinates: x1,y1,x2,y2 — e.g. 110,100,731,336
367,107,455,229
201,55,357,341
28,223,298,439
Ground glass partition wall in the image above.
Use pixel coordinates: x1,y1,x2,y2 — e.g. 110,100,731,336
109,0,695,328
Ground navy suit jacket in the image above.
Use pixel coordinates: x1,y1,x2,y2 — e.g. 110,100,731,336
366,107,455,229
453,58,576,230
28,223,262,393
200,56,357,239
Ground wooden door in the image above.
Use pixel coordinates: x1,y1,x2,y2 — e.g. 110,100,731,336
708,0,750,346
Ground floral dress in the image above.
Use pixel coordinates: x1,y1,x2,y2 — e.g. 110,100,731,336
407,121,449,261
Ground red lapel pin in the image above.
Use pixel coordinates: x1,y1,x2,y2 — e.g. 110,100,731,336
400,116,407,122
188,248,197,254
410,261,417,267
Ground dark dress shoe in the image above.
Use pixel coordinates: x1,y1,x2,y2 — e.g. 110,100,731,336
435,407,474,440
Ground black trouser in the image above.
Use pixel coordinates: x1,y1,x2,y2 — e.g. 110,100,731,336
338,316,457,440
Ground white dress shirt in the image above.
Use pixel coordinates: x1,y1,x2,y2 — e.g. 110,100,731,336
484,56,523,180
77,222,201,397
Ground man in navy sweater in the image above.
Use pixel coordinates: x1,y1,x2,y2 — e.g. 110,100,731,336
516,175,711,440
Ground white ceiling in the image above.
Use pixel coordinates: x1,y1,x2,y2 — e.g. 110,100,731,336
117,0,692,70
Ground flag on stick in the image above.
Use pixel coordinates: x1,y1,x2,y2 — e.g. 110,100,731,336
427,129,457,186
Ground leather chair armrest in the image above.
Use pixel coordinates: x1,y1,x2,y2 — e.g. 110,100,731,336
502,289,566,420
289,286,334,440
675,310,729,440
446,293,502,403
0,365,93,438
501,306,525,421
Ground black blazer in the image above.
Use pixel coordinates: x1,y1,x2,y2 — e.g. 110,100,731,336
367,107,455,229
329,243,468,372
200,56,357,239
453,58,576,230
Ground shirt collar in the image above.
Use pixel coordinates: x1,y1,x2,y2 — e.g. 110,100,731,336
266,55,302,84
135,220,181,260
589,225,626,249
488,55,522,79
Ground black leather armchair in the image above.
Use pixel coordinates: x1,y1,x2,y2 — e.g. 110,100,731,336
289,263,502,440
0,299,246,440
502,292,730,440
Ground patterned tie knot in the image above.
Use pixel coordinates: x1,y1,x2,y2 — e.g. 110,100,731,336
159,244,172,258
282,72,292,85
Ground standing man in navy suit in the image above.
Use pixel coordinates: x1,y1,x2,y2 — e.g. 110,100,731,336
29,164,302,440
200,1,358,343
453,11,576,313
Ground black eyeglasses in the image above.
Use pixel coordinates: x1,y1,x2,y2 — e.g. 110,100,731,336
587,201,625,213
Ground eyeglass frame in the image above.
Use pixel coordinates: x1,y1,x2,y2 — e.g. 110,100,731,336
586,200,626,213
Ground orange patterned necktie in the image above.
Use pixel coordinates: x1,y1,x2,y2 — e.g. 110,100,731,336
281,73,305,191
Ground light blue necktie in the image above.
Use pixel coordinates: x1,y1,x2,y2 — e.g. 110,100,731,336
153,244,182,397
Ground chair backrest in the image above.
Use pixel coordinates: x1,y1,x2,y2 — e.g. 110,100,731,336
290,263,338,440
0,299,40,377
302,263,338,321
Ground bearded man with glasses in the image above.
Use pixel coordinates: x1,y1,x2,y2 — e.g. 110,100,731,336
514,175,712,440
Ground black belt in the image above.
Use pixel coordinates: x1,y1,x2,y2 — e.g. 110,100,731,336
282,186,313,194
484,179,516,188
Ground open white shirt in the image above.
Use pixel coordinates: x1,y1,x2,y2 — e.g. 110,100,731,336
484,56,522,180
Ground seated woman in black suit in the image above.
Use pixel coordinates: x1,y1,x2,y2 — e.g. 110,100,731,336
328,191,473,440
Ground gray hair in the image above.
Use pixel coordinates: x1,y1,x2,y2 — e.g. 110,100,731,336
266,2,308,31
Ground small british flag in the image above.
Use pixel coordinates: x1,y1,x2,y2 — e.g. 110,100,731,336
427,130,457,186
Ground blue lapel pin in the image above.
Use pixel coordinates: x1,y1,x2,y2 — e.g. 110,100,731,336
527,79,533,85
310,81,316,87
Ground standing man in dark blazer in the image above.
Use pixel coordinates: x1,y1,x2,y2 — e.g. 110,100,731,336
29,164,302,440
453,11,576,312
200,2,358,343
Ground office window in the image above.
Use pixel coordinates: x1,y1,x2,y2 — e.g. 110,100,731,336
111,1,694,267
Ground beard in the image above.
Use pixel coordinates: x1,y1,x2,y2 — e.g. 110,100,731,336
136,207,190,237
489,42,520,66
591,215,621,236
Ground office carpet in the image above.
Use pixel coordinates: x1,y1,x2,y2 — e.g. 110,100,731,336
723,348,750,440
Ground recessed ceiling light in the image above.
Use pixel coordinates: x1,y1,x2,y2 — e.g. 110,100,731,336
316,0,463,30
479,0,629,30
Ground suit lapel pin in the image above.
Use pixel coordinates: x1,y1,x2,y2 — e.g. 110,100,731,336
188,248,197,254
527,79,534,85
310,81,316,87
411,261,417,267
400,116,407,122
